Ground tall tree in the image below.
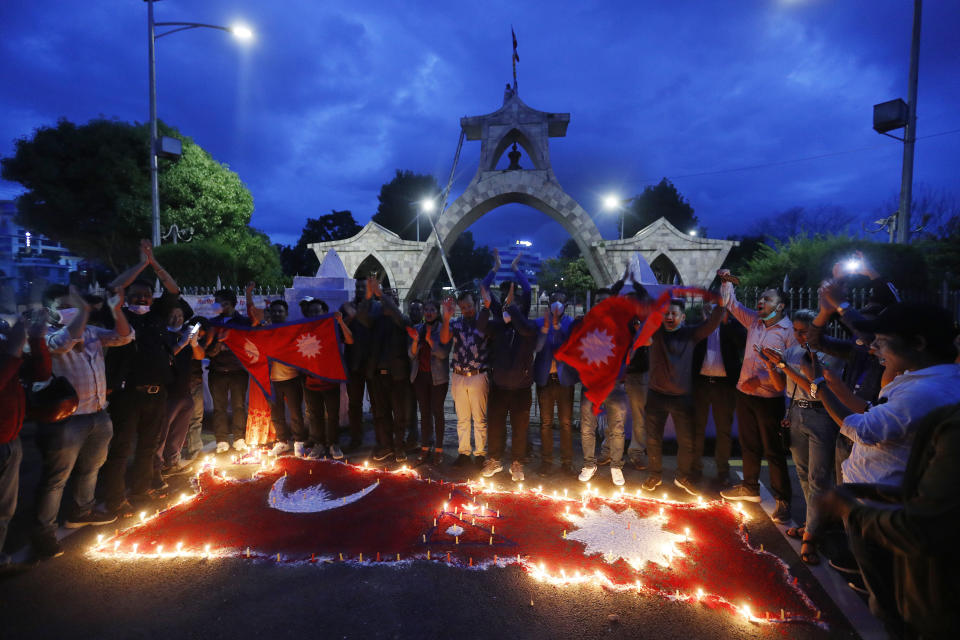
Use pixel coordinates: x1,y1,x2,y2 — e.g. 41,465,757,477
372,170,440,241
279,210,362,276
1,117,263,275
747,205,858,243
559,238,581,259
622,178,700,238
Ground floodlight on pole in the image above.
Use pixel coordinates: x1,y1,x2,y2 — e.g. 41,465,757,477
145,0,254,246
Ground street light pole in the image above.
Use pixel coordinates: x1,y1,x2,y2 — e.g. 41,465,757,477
896,0,922,244
145,0,252,247
147,0,160,247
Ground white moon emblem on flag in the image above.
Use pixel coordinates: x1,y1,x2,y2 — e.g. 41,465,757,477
578,328,615,367
267,475,378,513
243,339,260,363
296,333,322,359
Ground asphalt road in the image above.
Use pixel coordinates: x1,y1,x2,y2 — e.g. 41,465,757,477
1,404,862,639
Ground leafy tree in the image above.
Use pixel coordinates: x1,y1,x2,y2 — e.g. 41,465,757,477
622,178,700,238
559,238,581,259
435,230,492,289
279,210,362,276
537,257,596,295
372,170,440,241
737,235,928,293
153,229,285,287
1,117,264,276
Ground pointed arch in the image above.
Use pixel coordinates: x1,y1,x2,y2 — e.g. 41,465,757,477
353,252,394,290
489,128,542,171
650,253,682,285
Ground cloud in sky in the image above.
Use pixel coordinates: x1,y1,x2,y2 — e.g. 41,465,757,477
1,0,957,254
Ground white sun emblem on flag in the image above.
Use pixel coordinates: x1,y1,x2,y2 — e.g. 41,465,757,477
296,333,323,359
578,328,615,367
566,505,687,570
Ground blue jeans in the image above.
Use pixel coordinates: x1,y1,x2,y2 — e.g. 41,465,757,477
581,385,627,469
157,392,194,468
625,372,649,463
35,410,113,535
0,438,23,551
184,383,205,460
788,404,838,537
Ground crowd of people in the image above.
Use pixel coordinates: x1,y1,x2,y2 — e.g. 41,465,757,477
1,240,958,636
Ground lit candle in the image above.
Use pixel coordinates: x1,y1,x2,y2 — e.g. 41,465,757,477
132,543,138,554
659,507,664,516
113,541,120,552
97,534,104,545
176,541,183,554
684,527,690,541
157,545,163,555
697,588,704,600
204,544,211,556
139,511,146,523
563,489,568,498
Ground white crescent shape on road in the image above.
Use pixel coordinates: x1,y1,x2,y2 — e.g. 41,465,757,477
267,476,378,513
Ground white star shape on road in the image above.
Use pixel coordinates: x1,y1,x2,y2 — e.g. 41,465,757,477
578,328,615,368
566,505,687,570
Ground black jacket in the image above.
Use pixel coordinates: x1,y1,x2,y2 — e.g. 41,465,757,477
692,315,746,382
357,298,410,381
478,304,538,390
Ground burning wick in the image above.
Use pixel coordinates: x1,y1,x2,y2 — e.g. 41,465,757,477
139,511,146,523
132,543,138,554
176,542,183,554
157,545,163,555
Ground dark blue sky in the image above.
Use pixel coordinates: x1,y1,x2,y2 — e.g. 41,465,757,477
1,0,958,257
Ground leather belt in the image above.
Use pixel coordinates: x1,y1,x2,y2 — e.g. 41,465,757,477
134,385,162,395
699,375,728,384
454,368,488,377
794,398,823,409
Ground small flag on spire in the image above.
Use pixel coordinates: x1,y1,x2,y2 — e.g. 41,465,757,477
511,27,519,90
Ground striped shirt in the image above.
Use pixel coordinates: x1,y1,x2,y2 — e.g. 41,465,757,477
47,325,135,415
722,284,797,398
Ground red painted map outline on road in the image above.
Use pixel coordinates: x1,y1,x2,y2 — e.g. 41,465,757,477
91,459,824,628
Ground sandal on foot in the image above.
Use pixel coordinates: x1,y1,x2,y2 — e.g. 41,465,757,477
785,525,806,540
800,539,820,565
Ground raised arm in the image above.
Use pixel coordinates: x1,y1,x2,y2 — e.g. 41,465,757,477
440,298,454,345
690,303,725,343
717,269,756,329
141,239,179,295
245,281,264,327
336,311,354,345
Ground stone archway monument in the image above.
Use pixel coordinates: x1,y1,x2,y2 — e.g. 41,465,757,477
407,88,612,295
310,86,737,300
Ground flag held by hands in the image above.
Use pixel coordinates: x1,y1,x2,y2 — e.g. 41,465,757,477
221,316,347,402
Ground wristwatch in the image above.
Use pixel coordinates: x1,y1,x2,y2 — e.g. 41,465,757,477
809,376,825,398
836,301,851,315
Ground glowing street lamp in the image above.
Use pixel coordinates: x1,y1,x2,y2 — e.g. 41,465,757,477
146,0,254,246
417,198,437,242
602,194,637,241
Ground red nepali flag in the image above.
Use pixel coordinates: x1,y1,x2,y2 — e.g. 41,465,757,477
556,288,721,411
99,458,824,627
221,316,347,401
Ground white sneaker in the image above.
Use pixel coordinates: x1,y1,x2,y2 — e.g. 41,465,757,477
270,442,292,457
216,442,230,454
611,467,625,486
293,441,307,457
328,444,344,460
233,438,249,452
578,465,597,482
307,444,326,459
510,461,525,482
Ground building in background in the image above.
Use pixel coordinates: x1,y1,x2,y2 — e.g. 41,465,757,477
0,200,83,298
494,239,542,286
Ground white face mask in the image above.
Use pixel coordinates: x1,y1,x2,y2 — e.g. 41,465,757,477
551,302,564,316
127,305,151,315
167,324,183,332
210,302,224,316
57,307,80,325
502,311,512,324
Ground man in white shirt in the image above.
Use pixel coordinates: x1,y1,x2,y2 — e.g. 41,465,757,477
818,302,960,486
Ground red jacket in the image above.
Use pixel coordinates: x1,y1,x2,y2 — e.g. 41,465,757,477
0,337,52,444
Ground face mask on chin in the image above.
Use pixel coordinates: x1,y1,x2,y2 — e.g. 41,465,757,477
127,305,151,315
56,307,80,325
167,324,184,333
210,303,224,316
